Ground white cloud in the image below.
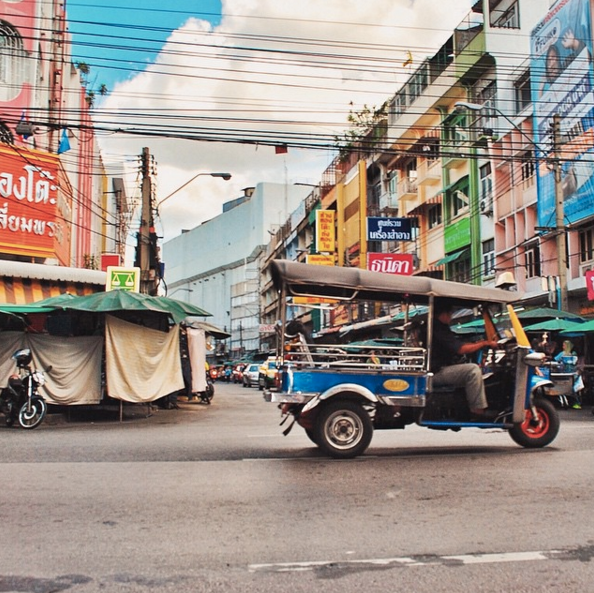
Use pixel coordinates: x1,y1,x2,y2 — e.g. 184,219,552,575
98,0,472,244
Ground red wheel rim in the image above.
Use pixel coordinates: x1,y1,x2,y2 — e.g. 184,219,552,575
519,407,550,439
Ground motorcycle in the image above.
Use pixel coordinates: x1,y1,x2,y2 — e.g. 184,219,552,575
198,374,215,404
0,348,50,429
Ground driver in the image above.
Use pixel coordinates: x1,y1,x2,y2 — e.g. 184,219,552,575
431,300,499,421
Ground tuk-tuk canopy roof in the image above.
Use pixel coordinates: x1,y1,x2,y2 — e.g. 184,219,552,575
270,260,520,307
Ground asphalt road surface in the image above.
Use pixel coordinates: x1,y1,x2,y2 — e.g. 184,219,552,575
1,382,593,592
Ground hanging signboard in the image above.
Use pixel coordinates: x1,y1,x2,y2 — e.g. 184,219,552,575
0,145,72,264
315,209,335,253
367,252,414,275
367,217,413,241
106,266,140,292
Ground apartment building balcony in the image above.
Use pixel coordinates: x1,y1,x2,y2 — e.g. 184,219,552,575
397,177,418,199
417,158,442,185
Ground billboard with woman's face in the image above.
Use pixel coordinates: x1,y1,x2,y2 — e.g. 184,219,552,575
530,0,594,228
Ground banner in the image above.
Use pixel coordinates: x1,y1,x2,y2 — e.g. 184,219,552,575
0,145,72,264
367,252,414,275
315,209,335,253
367,217,413,241
531,0,594,228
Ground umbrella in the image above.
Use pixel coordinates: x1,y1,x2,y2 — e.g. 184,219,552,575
184,318,230,339
51,290,211,324
560,318,594,335
515,307,584,321
451,318,486,335
522,318,586,332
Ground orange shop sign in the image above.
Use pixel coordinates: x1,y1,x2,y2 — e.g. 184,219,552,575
315,209,335,253
0,145,71,264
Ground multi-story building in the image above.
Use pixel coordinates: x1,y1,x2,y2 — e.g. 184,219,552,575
0,0,123,279
163,183,311,357
262,0,594,340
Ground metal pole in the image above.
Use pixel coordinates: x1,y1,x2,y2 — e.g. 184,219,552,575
552,115,568,311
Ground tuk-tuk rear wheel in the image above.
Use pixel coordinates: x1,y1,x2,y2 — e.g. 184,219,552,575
509,397,560,448
314,400,373,459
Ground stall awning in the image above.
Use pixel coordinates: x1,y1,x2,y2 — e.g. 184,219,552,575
434,249,470,267
0,277,99,305
0,261,106,304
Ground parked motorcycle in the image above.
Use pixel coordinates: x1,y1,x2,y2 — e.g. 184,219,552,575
0,348,49,429
199,374,215,404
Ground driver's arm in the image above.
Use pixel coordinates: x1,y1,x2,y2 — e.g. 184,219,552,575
457,339,499,356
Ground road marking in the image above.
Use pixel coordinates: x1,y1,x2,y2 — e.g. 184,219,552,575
248,550,561,573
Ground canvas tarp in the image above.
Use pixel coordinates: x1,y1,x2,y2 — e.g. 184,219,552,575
105,314,184,402
0,331,103,405
187,327,207,393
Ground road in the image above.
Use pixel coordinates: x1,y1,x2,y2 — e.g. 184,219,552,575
1,382,593,592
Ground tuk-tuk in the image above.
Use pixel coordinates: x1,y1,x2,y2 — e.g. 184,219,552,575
264,260,560,459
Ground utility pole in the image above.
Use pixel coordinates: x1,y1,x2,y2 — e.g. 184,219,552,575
136,147,157,295
552,114,568,311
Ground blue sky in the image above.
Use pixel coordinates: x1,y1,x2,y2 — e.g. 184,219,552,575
65,0,223,93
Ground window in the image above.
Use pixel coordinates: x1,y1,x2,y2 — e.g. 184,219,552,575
453,189,469,217
445,177,470,220
579,227,594,263
514,70,531,113
525,243,541,278
0,21,26,102
480,163,493,212
520,151,535,185
482,239,495,277
428,204,442,229
492,1,520,29
451,255,471,283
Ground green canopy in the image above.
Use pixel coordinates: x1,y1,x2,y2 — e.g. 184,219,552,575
47,290,211,324
516,307,584,321
560,318,594,335
522,318,586,332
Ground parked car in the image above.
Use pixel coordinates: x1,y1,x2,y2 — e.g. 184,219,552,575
242,364,260,388
258,358,279,391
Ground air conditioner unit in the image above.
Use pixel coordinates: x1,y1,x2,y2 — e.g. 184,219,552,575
479,199,493,215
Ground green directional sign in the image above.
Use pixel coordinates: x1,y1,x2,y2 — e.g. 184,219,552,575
106,266,140,292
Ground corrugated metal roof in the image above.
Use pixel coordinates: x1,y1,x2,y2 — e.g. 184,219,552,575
0,261,106,284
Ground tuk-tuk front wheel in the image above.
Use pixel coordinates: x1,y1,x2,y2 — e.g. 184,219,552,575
509,397,560,448
314,400,373,459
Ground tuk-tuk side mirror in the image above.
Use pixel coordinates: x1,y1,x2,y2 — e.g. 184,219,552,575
524,351,547,367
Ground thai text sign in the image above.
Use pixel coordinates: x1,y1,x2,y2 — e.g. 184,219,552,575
293,253,335,305
367,252,414,275
0,145,71,264
315,209,335,253
367,217,413,241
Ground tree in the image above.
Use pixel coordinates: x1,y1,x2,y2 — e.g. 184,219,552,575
334,101,389,162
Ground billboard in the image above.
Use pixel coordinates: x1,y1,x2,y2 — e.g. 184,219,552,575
0,145,72,264
315,209,335,253
530,0,594,227
367,252,414,275
367,217,413,241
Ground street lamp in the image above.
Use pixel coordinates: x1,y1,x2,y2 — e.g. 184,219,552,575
157,172,232,209
454,101,568,311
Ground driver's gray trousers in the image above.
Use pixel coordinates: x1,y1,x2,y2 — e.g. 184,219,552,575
432,363,488,411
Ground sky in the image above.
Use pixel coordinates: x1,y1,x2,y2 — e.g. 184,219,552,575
65,0,474,246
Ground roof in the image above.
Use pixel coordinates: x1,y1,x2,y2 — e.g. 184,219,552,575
270,260,520,307
0,261,106,285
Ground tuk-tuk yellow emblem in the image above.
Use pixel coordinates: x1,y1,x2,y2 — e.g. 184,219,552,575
383,379,410,392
